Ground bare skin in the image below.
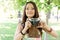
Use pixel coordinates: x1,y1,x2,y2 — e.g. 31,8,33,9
37,21,58,38
14,3,58,40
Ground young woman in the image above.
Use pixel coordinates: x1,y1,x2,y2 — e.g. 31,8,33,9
14,1,58,40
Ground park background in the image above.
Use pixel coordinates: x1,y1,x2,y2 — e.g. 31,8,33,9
0,0,60,40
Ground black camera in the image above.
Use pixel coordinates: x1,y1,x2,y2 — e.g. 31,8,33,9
28,18,40,26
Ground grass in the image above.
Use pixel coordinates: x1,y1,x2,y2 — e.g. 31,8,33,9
0,19,60,40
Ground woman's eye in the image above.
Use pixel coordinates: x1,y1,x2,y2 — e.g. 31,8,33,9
26,8,34,10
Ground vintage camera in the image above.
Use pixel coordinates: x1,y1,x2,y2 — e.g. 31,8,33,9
28,18,40,26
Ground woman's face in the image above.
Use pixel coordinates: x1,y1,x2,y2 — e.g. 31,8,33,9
25,3,35,18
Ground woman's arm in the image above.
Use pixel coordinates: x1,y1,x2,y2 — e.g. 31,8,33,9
40,21,58,38
43,22,57,38
14,23,23,40
14,23,28,40
14,20,32,40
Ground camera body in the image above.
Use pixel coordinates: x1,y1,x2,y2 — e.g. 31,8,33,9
28,18,40,26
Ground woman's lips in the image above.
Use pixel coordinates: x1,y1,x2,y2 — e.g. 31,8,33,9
28,13,32,14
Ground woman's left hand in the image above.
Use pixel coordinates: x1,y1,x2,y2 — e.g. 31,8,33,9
36,21,45,28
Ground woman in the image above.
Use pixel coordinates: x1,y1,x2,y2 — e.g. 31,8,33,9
14,1,58,40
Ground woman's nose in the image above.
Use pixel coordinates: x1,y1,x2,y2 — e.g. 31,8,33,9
28,10,32,12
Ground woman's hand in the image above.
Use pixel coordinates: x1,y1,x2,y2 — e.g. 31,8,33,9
37,21,45,28
21,19,32,35
25,18,32,29
25,19,32,29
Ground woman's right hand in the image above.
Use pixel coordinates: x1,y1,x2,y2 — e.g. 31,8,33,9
21,18,32,35
25,20,32,29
